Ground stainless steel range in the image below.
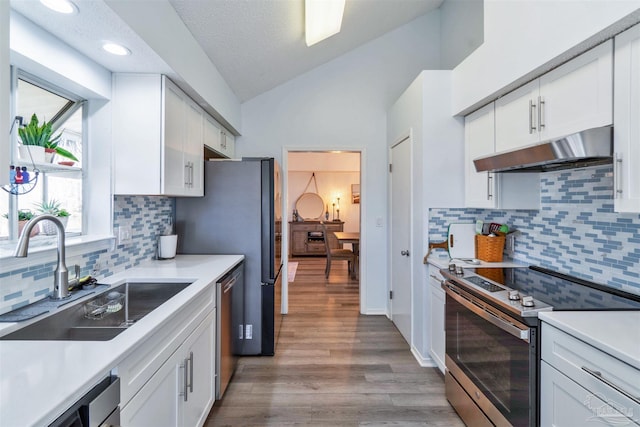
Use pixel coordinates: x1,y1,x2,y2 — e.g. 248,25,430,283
441,265,640,427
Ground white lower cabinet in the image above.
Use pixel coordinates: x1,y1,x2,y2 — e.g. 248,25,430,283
120,343,183,426
121,310,216,427
428,266,445,374
541,361,634,427
541,322,640,426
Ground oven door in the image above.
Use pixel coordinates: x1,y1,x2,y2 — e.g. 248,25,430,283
444,284,535,427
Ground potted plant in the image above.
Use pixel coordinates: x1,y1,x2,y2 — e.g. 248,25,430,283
3,210,39,237
18,114,78,164
35,199,70,235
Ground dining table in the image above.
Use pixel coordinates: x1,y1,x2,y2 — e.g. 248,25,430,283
333,231,360,279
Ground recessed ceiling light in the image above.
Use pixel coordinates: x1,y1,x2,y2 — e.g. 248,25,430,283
102,42,131,56
40,0,78,14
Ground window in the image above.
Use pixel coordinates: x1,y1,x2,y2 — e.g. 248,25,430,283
1,74,84,242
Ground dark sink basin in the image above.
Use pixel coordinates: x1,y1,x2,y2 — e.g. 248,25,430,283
0,281,193,341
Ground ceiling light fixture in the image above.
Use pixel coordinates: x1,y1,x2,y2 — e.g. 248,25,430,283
102,42,131,56
305,0,346,47
40,0,78,14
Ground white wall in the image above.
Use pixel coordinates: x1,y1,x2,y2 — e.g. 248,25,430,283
387,71,463,364
440,0,484,69
10,11,111,100
453,0,640,114
288,171,360,231
288,152,360,232
239,11,442,314
0,2,8,187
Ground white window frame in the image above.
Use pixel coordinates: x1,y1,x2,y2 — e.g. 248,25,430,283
0,66,114,270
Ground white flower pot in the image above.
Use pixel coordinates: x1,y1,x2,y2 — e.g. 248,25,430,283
18,145,45,163
40,216,69,235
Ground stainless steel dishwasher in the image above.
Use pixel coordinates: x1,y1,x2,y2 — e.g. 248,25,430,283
49,375,120,427
216,262,244,399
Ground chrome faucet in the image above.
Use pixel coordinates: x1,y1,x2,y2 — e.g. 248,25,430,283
14,214,78,299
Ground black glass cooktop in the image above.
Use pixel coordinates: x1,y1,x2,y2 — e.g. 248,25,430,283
467,276,504,292
490,267,640,311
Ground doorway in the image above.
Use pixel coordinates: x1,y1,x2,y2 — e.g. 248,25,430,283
281,150,362,315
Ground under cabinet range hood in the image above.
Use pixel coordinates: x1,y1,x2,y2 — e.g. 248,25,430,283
474,126,613,173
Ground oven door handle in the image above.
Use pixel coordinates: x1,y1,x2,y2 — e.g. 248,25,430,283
444,284,530,342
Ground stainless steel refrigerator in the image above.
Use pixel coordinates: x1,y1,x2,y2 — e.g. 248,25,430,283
175,158,283,356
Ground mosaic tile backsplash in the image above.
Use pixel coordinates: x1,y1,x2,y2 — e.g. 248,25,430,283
430,166,640,296
0,196,174,315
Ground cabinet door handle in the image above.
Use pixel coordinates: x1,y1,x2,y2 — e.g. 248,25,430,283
538,96,545,130
487,173,493,200
185,163,190,187
182,358,189,401
615,153,623,197
581,366,640,405
529,99,537,134
188,351,194,393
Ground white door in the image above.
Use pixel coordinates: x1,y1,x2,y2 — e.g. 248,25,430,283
390,136,411,344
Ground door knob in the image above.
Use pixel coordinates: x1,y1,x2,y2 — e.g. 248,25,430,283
401,250,410,256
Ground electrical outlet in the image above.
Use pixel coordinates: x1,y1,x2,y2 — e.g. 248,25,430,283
118,225,132,244
246,324,253,339
505,234,515,256
92,262,101,276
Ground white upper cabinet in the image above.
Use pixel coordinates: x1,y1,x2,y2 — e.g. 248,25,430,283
614,23,640,213
465,103,540,210
495,81,540,152
203,115,222,154
113,74,204,196
204,113,235,159
495,40,613,153
220,130,235,158
465,103,497,208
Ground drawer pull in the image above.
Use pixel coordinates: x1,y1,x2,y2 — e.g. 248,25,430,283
581,366,640,405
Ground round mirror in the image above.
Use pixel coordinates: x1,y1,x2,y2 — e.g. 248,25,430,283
295,193,325,220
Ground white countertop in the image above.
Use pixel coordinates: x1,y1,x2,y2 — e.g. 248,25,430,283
539,311,640,370
0,255,243,427
427,254,529,270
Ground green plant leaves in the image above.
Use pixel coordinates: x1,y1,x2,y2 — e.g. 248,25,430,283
18,113,77,161
54,146,78,162
18,114,62,147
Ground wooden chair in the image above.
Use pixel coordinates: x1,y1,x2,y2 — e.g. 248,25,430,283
321,222,356,279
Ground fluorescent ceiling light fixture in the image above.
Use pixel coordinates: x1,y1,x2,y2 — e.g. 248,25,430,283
102,42,131,56
305,0,346,46
40,0,78,14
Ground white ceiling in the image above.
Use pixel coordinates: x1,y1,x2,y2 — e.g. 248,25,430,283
10,0,444,102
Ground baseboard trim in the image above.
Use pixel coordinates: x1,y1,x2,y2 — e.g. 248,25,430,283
411,347,437,368
361,308,388,315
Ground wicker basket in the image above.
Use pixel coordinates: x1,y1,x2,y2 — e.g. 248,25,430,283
475,268,505,284
475,234,505,262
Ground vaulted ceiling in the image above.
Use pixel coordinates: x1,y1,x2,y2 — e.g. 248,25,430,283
10,0,444,102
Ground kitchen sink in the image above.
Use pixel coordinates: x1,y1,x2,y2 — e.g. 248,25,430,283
0,281,193,341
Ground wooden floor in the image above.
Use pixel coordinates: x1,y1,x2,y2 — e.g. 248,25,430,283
205,257,464,426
